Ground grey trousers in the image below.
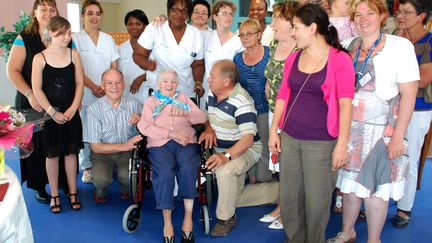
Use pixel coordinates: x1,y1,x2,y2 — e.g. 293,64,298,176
279,132,337,243
90,151,130,197
248,113,273,182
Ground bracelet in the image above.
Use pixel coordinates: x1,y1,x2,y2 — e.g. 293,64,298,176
51,111,57,118
195,81,203,86
24,89,32,97
46,106,53,115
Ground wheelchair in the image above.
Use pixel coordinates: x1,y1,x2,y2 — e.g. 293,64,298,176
122,93,218,234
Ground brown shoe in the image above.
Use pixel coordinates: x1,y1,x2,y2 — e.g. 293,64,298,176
209,215,237,237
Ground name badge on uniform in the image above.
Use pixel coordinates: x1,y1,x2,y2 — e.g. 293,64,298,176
358,72,372,87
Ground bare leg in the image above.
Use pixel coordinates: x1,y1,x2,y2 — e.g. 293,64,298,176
340,193,361,239
182,199,194,233
269,204,281,217
46,156,60,212
364,196,388,243
163,210,174,237
64,154,78,194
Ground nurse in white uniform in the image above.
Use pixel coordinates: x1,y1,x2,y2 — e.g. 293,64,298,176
191,0,212,42
134,0,205,99
118,9,149,104
247,0,274,46
72,0,119,182
202,1,243,107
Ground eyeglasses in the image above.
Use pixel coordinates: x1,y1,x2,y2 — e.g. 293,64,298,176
193,10,208,16
171,7,188,16
395,10,418,17
238,31,258,38
216,11,233,17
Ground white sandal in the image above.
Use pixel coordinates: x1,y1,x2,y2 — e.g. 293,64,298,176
259,214,280,223
268,219,283,230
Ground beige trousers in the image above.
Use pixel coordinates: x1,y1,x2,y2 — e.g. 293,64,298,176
215,147,279,220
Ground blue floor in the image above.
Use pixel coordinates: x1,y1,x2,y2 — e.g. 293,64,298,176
6,154,432,243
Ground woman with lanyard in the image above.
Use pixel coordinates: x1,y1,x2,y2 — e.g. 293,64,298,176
202,0,243,108
133,0,205,100
7,0,72,203
327,0,419,242
118,9,149,104
72,0,119,183
259,0,300,231
392,0,432,229
268,4,354,242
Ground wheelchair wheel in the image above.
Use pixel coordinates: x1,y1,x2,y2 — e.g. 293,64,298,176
122,204,141,233
205,173,212,206
200,205,210,234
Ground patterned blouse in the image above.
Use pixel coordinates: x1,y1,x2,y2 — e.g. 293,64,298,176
264,40,297,112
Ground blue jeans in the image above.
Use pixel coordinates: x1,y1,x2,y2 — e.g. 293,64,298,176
147,140,200,210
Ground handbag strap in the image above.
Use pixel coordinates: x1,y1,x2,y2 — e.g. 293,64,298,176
281,52,328,129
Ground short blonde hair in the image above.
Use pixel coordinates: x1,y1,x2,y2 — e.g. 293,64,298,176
350,0,389,27
239,19,262,41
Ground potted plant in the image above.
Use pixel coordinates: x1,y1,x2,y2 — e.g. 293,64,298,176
0,11,31,62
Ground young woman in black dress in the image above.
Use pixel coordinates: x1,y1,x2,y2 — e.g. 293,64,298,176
32,16,84,213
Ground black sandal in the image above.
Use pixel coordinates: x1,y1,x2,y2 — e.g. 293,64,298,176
50,196,61,214
68,193,82,210
181,231,194,243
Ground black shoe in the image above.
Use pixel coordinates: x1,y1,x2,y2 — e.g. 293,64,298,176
181,231,194,243
357,210,366,221
209,215,237,237
392,214,410,228
163,236,174,243
34,189,50,204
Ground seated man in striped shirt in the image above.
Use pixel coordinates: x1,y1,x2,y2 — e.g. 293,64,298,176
199,60,279,237
85,69,143,203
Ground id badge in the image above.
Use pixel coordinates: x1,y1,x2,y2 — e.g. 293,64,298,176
358,72,372,87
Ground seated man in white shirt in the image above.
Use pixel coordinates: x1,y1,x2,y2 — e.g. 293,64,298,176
84,69,143,203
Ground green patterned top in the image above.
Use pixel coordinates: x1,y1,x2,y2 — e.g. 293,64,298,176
264,40,296,112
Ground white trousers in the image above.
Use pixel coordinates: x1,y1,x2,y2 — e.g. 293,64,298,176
397,110,432,211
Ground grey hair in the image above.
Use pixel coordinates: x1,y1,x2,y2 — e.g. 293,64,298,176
156,68,179,84
101,68,124,81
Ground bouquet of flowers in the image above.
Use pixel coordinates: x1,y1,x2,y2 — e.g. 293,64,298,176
1,105,34,175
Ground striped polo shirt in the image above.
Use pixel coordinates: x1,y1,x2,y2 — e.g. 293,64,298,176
207,83,262,154
84,96,142,144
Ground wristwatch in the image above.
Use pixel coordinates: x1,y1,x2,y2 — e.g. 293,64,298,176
222,152,231,161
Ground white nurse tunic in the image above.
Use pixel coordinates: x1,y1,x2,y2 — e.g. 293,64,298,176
202,31,243,107
137,22,204,97
72,30,119,106
118,39,149,104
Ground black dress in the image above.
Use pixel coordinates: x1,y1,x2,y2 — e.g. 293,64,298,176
16,32,72,190
40,51,83,158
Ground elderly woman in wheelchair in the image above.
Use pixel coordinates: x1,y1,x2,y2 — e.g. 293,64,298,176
137,68,207,243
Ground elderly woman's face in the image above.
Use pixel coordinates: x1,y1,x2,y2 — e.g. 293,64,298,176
159,72,178,97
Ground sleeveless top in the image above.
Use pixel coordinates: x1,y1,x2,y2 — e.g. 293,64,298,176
41,50,76,112
16,32,73,109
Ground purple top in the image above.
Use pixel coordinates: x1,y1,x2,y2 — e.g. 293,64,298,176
283,53,335,141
